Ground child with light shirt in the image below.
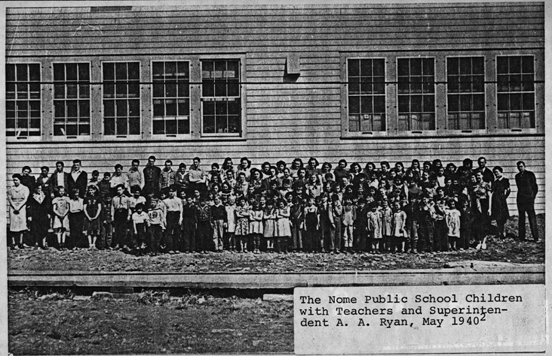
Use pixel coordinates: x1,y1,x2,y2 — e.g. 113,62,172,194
147,197,165,256
132,203,149,256
52,186,70,250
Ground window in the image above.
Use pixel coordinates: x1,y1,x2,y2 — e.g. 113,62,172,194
152,61,190,135
497,56,535,129
446,57,485,130
347,59,386,132
6,63,41,137
201,59,241,134
53,63,91,136
397,58,435,131
102,62,140,136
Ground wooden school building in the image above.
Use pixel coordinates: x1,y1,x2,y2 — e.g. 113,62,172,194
5,2,545,213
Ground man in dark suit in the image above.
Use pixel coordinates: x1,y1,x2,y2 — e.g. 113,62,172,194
475,157,494,183
143,155,161,196
47,161,69,198
68,159,88,198
515,161,538,241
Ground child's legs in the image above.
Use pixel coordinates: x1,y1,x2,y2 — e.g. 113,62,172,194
329,226,336,251
334,220,342,251
344,225,353,248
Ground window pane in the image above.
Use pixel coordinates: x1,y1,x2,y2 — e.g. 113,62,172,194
116,100,127,117
16,64,27,81
104,118,115,135
54,64,64,81
166,81,176,97
348,59,359,77
78,63,89,81
509,57,521,73
360,59,372,77
178,99,189,116
497,57,508,74
349,96,360,113
522,93,534,110
103,63,114,80
497,94,508,111
411,96,422,112
153,83,164,98
410,59,421,76
166,100,177,116
153,120,164,134
153,101,164,117
522,56,534,73
54,101,65,118
374,96,385,113
509,94,521,110
66,64,77,81
227,81,239,97
80,84,90,98
228,100,240,116
116,118,127,135
204,116,215,133
79,101,90,118
67,100,78,118
7,64,15,81
129,118,140,135
473,57,484,74
104,100,115,117
178,83,189,97
67,84,77,98
116,63,127,80
423,58,434,75
153,62,163,78
473,94,484,111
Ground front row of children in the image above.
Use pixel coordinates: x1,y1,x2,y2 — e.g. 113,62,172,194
41,182,472,256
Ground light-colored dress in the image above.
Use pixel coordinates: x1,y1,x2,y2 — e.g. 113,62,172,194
392,210,407,238
381,207,393,237
225,205,236,233
263,209,277,238
367,210,383,240
8,184,30,232
445,209,461,238
249,210,264,234
276,206,292,237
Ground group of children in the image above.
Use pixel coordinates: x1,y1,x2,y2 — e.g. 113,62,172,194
9,155,506,255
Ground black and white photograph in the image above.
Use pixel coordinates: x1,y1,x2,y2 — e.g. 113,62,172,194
3,0,547,354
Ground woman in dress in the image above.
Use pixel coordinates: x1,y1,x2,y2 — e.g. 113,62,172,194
490,166,510,238
470,171,492,249
28,184,51,249
8,174,30,249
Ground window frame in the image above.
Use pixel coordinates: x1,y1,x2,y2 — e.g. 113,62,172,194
51,61,93,141
444,55,487,133
149,59,192,139
199,57,244,138
100,60,142,139
494,54,536,131
341,50,543,139
396,55,437,132
6,62,43,141
345,57,387,135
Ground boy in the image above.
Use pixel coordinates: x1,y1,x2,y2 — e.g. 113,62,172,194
182,196,198,253
111,184,131,250
98,172,112,202
100,196,113,250
196,197,212,253
210,196,227,252
160,160,176,191
132,203,149,256
147,198,165,256
52,186,70,250
354,198,369,253
163,185,183,254
88,170,101,188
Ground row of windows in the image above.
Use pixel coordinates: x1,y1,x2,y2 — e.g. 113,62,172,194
6,59,242,138
347,55,536,133
6,55,538,139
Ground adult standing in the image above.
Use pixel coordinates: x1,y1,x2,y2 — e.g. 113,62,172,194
47,161,69,199
515,161,539,241
490,166,510,238
68,159,88,198
8,174,30,249
143,156,161,197
20,166,36,191
475,157,494,183
127,159,144,191
470,171,492,250
28,185,51,249
188,157,207,195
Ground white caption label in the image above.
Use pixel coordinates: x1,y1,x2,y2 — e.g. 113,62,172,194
294,284,545,354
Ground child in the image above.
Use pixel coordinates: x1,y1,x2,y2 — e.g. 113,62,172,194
68,187,85,249
100,196,113,250
83,185,102,250
380,199,393,253
459,198,473,250
132,203,149,255
330,195,343,253
88,170,100,188
28,185,51,250
111,184,131,250
98,172,111,201
210,196,227,252
318,194,333,253
290,197,304,252
341,198,356,253
445,200,461,250
147,197,165,256
433,198,448,252
418,195,435,253
249,201,263,254
196,197,212,253
263,199,277,252
303,197,320,253
391,201,407,253
52,186,70,250
224,196,237,252
163,185,183,254
182,196,198,253
403,195,420,253
276,199,291,253
354,198,369,253
234,197,250,253
367,201,383,254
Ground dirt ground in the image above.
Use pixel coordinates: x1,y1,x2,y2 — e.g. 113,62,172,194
8,215,545,272
8,289,294,355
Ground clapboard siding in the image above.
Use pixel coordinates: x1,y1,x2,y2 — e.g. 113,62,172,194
5,136,545,213
5,2,546,216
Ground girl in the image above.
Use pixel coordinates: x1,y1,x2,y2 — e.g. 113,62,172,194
341,198,356,253
490,166,510,238
380,199,393,253
320,162,334,184
28,185,50,250
132,203,149,255
306,157,320,181
237,157,252,181
68,187,85,249
224,196,237,252
459,198,473,250
391,201,407,253
433,198,448,252
234,197,250,253
220,181,234,201
83,185,102,250
52,186,70,250
290,197,304,251
367,201,383,254
445,200,461,250
263,199,277,252
234,172,249,198
249,201,263,253
8,174,30,249
276,199,292,253
276,160,287,179
290,158,304,179
221,157,237,180
330,195,343,253
224,170,237,191
303,197,320,253
354,198,369,253
249,168,264,196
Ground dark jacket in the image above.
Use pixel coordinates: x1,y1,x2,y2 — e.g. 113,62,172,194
515,170,538,204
